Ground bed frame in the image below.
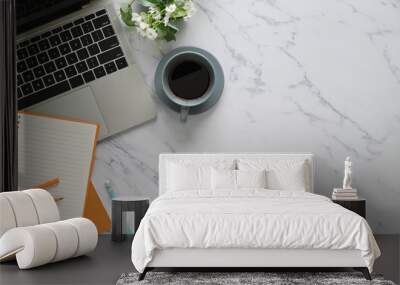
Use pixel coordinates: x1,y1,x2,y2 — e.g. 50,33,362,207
141,248,370,280
139,153,371,280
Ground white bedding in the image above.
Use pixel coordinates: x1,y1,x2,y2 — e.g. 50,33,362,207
131,190,380,273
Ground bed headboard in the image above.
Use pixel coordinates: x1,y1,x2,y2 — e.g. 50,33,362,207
159,153,315,195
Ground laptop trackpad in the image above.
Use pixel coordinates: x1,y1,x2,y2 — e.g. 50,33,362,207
29,87,108,138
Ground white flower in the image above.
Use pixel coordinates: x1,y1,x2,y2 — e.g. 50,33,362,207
153,13,161,20
146,28,158,40
183,1,195,20
183,1,193,10
131,12,141,22
163,15,170,26
186,2,195,12
139,21,149,30
183,9,193,21
148,6,161,21
165,4,177,14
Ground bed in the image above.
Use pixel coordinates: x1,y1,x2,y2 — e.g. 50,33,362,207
131,153,380,280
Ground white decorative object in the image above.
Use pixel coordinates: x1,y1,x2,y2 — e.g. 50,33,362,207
342,156,353,190
0,189,97,269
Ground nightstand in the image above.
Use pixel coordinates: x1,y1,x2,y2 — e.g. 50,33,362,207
112,196,149,242
332,198,366,218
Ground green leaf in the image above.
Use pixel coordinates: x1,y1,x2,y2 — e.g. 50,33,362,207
167,22,179,32
172,7,187,18
139,0,163,7
164,27,177,41
164,33,176,41
157,25,177,41
120,6,135,26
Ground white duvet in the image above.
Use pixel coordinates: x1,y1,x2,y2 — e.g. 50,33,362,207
131,190,380,272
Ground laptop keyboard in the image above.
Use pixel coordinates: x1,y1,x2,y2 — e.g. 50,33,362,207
17,9,129,110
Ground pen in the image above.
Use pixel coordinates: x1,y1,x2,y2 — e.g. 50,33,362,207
33,177,60,189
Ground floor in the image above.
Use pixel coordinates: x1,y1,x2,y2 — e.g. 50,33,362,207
0,235,134,285
0,235,399,285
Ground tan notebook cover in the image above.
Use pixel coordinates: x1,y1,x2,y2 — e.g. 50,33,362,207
83,181,111,234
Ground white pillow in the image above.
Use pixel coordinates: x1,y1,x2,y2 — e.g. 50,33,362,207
166,159,235,191
211,169,268,190
237,159,308,191
167,163,210,191
237,169,267,188
211,169,236,190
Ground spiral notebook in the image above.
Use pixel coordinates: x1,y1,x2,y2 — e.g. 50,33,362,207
18,111,99,220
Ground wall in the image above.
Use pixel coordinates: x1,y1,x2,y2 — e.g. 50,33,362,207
93,0,400,233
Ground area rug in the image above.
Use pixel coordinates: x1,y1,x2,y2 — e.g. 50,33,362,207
116,272,396,285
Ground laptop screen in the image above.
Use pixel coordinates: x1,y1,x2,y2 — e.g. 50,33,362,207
16,0,89,34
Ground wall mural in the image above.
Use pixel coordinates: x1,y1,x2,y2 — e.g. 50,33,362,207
93,0,400,234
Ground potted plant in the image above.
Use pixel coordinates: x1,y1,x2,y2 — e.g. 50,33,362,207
120,0,196,42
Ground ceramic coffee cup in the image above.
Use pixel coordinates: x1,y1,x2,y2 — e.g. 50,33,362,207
155,47,224,121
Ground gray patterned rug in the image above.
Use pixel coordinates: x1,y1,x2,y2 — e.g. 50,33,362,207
116,272,396,285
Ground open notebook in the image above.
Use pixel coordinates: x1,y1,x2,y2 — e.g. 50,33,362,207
18,112,99,220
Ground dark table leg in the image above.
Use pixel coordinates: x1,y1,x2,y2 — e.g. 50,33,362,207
112,200,123,242
354,267,372,280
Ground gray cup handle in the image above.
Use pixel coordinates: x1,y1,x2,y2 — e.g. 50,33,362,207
180,106,189,122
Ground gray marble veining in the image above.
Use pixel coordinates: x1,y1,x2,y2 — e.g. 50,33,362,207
92,0,400,233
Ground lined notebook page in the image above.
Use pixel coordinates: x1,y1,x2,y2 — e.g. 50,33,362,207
18,112,98,220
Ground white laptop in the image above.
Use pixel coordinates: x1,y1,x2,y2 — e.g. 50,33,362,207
16,0,156,140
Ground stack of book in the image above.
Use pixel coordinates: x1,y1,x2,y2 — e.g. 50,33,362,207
332,188,358,200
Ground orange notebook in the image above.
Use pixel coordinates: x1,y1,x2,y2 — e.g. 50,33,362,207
83,181,111,234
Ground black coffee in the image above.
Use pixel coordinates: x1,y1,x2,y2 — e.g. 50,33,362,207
168,60,210,100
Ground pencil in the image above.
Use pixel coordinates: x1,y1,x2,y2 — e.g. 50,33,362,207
54,197,64,202
33,177,60,189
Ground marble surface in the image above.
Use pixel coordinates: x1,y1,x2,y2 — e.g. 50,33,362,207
92,0,400,233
